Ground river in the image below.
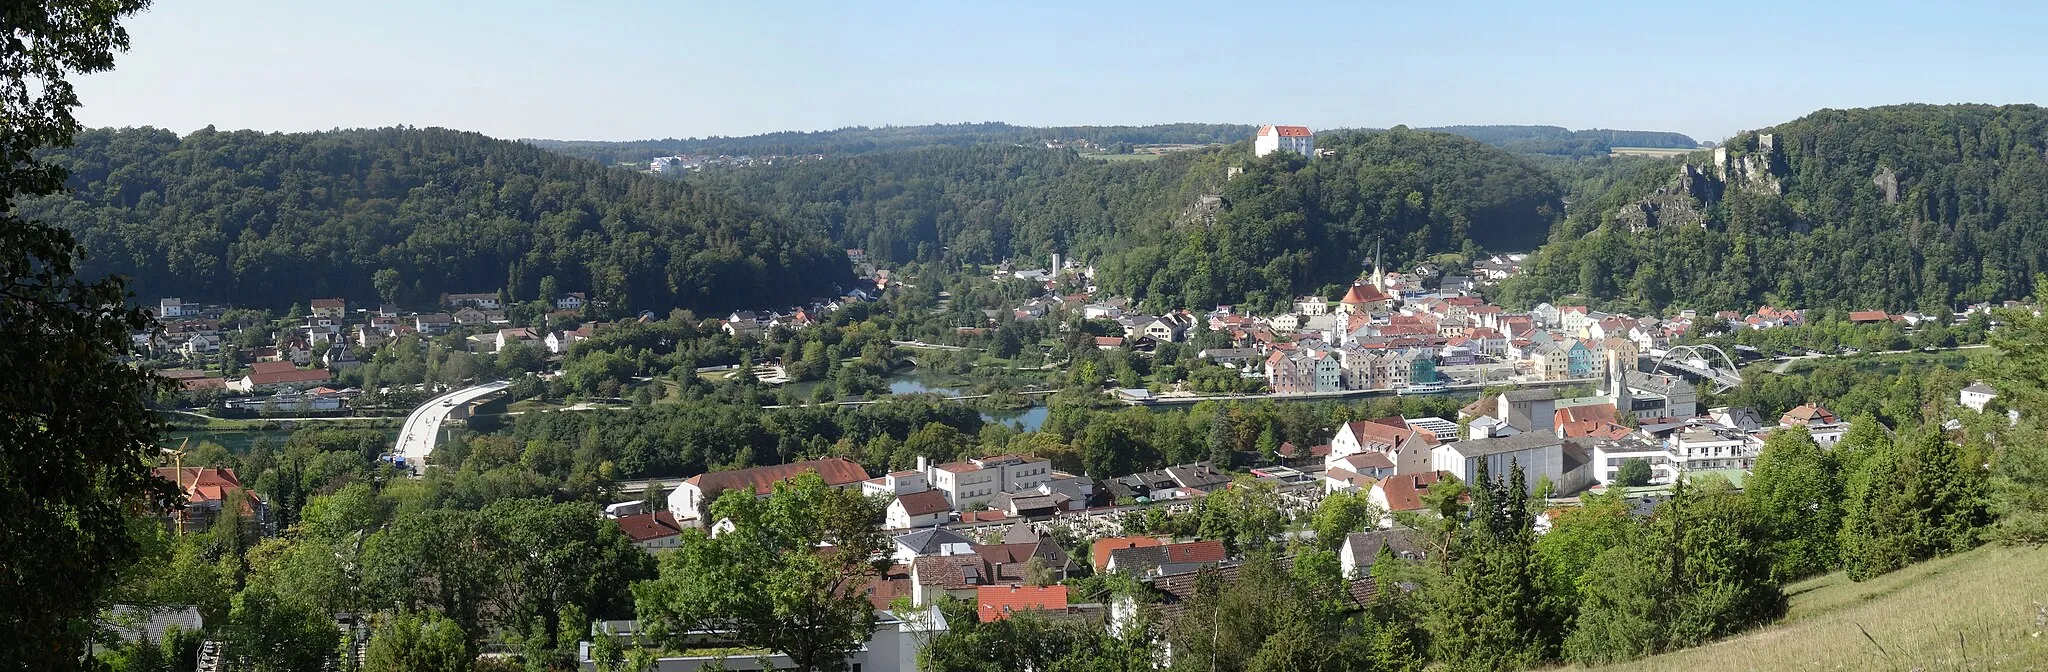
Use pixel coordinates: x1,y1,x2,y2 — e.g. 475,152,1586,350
886,370,1050,432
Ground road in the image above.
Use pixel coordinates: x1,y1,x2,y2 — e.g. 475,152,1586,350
391,380,510,473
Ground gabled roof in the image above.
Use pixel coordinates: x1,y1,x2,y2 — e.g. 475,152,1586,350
1443,432,1565,459
1343,530,1425,564
687,457,868,497
614,511,684,543
1375,471,1447,512
1779,403,1840,426
977,585,1068,621
893,489,952,517
1259,125,1313,138
1341,284,1391,305
1090,536,1163,570
1963,382,1998,395
893,527,973,555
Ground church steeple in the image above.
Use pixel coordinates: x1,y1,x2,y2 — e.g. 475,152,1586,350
1369,238,1386,292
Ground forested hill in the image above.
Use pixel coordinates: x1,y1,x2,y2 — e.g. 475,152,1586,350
690,128,1563,312
29,127,851,313
1496,104,2048,314
527,122,1255,164
1424,125,1700,157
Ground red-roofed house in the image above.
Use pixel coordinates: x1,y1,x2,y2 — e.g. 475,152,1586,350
978,585,1069,622
229,363,332,393
886,489,953,530
1555,404,1632,440
1089,536,1164,570
1327,419,1436,475
1338,283,1394,314
156,467,264,533
1848,310,1890,324
1255,125,1315,157
666,457,868,527
614,511,685,551
1370,471,1448,523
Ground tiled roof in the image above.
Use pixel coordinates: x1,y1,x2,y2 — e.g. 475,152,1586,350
688,457,868,497
1090,537,1162,570
893,527,972,555
894,489,951,517
977,585,1068,621
614,511,684,543
1376,471,1447,512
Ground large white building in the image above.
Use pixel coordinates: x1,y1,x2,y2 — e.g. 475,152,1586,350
1255,125,1315,157
1431,432,1592,495
921,454,1052,510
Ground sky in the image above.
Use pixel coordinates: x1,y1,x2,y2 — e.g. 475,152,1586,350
74,0,2046,143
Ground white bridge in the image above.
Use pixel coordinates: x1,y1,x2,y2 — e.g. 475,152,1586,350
1648,344,1743,392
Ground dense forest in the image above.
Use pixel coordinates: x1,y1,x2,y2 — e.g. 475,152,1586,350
1097,130,1562,310
691,129,1563,312
1424,124,1700,157
1499,104,2048,313
527,122,1256,164
30,127,850,312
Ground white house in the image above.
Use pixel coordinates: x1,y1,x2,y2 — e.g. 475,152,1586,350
1431,432,1588,495
863,470,930,498
886,489,953,530
1326,419,1437,475
891,527,975,565
615,511,685,551
1339,530,1423,579
1254,125,1315,158
666,458,869,527
1961,382,1998,412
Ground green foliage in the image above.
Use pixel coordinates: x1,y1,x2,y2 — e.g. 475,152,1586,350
1426,463,1555,671
1561,481,1784,665
1308,490,1379,555
1193,477,1288,555
1532,489,1635,612
1839,430,1991,581
33,126,850,313
920,606,1157,672
0,2,176,667
223,586,341,672
633,473,890,672
362,612,471,672
1505,104,2048,312
1745,427,1843,579
1614,458,1652,487
1100,130,1561,311
1165,553,1420,672
1425,125,1697,157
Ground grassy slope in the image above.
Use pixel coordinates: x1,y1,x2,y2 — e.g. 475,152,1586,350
1585,544,2048,671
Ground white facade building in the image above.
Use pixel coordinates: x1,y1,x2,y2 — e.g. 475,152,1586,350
921,454,1052,510
1254,125,1315,157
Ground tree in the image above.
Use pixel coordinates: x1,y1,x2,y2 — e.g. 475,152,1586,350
221,587,341,672
1195,477,1287,555
1562,480,1783,665
1308,489,1378,555
362,612,470,672
1838,429,1988,581
1426,463,1555,671
1745,427,1842,579
1614,458,1653,487
0,2,174,668
374,268,403,306
634,473,890,672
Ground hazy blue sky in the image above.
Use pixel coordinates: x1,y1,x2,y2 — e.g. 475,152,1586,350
75,0,2042,143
